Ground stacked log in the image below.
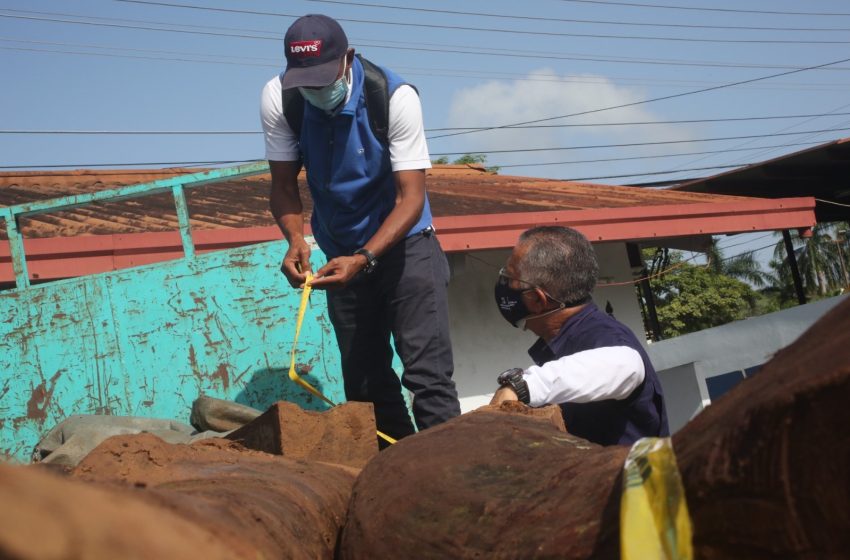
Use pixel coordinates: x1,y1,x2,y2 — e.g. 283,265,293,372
340,297,850,559
0,402,375,560
1,299,848,559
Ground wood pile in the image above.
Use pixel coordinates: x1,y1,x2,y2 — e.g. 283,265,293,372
1,298,848,559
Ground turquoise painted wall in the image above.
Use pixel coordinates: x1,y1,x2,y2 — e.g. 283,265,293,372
0,240,346,461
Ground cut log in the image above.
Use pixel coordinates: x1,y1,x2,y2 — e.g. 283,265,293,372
73,433,357,559
475,401,567,432
341,297,850,559
0,463,236,560
226,400,378,468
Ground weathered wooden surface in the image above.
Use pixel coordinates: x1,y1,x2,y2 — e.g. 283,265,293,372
475,401,567,432
672,296,850,559
342,297,850,559
341,411,625,560
0,462,236,560
0,240,344,461
227,401,378,469
72,433,358,559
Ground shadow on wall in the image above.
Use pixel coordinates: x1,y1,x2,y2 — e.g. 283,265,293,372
234,366,333,413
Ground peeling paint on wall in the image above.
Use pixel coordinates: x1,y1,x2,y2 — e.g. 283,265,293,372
0,240,348,461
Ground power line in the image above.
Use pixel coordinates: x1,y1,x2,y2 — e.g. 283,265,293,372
0,140,823,173
557,0,850,17
429,55,850,140
429,128,850,156
0,37,280,63
490,141,824,168
3,36,849,91
114,1,850,44
4,133,846,171
716,232,776,252
303,0,850,32
6,39,849,90
5,10,850,71
428,112,850,132
0,159,261,170
564,163,743,182
0,129,261,135
7,112,850,135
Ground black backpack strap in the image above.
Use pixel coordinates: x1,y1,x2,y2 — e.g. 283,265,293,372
357,54,390,146
280,74,304,138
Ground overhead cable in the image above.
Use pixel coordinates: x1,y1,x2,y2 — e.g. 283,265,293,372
303,0,850,32
428,128,850,155
5,10,850,71
557,0,850,17
6,112,850,135
490,141,823,168
113,1,850,44
563,164,743,181
428,55,850,140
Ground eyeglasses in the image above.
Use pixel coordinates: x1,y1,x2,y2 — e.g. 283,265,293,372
497,267,537,289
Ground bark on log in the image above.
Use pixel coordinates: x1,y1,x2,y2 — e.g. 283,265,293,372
0,463,236,560
341,297,850,559
72,434,357,559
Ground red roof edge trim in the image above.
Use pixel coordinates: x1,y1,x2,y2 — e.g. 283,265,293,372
0,198,815,283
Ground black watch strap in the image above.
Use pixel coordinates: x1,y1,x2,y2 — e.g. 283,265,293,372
353,248,377,273
497,367,530,404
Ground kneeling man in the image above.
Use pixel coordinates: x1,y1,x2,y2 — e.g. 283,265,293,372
491,226,669,446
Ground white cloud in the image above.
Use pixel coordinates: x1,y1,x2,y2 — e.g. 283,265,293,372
444,69,705,181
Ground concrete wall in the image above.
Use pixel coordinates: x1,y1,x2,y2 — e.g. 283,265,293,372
647,294,847,432
448,242,647,411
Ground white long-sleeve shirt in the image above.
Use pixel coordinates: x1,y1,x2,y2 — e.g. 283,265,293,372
523,345,646,407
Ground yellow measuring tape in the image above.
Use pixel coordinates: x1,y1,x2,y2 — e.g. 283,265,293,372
287,273,397,446
620,437,693,560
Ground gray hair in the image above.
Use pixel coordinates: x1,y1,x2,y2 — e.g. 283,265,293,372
515,226,598,304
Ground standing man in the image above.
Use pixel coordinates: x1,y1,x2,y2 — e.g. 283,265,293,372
260,14,460,444
491,226,669,446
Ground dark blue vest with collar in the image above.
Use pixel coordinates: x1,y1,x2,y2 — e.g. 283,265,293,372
528,303,670,446
298,57,433,258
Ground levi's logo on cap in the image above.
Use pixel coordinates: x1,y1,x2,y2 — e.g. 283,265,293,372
289,40,322,57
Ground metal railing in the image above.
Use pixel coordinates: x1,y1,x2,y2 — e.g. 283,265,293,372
0,162,270,290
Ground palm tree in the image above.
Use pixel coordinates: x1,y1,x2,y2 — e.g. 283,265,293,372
706,238,772,287
770,223,849,298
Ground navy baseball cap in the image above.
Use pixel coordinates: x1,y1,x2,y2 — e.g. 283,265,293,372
281,14,349,90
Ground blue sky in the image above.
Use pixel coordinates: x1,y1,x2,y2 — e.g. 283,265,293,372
1,0,849,194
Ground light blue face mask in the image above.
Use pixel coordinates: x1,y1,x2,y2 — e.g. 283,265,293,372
299,75,349,111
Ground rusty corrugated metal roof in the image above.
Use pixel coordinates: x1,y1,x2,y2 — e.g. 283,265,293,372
673,137,850,222
0,164,741,240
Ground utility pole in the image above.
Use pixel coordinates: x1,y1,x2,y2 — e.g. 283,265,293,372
836,230,849,289
782,230,807,305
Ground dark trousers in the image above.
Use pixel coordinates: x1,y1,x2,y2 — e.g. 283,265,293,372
326,230,461,444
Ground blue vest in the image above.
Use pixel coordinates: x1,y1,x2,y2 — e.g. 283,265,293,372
298,58,433,258
528,303,670,446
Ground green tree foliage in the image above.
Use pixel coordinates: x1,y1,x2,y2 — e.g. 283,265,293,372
431,153,500,174
705,238,772,287
768,223,850,302
649,254,758,338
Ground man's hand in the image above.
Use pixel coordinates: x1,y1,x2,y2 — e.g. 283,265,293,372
490,386,519,406
309,255,366,289
281,238,312,288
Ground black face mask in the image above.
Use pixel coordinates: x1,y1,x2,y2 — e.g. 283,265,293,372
494,277,532,328
494,268,582,328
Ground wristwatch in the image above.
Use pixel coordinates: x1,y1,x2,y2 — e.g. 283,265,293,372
353,248,378,274
497,367,530,404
